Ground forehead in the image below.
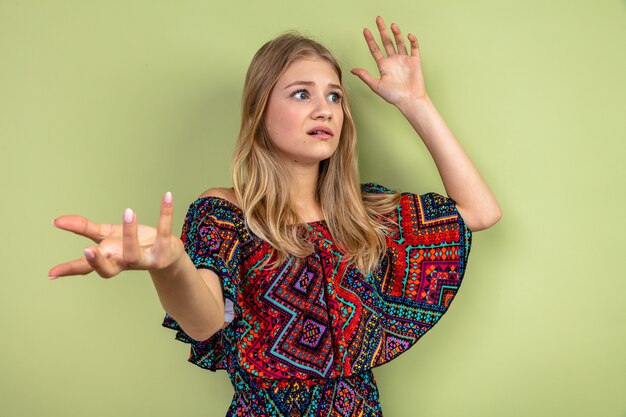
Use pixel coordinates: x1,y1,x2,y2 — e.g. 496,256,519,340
276,57,341,86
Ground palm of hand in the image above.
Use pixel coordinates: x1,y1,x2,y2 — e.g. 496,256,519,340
49,193,183,279
97,224,157,266
351,17,428,107
96,228,183,275
375,54,426,105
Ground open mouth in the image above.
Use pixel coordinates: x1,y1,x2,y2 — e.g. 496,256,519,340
307,127,333,137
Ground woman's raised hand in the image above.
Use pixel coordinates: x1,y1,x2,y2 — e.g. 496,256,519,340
48,192,185,279
351,16,428,109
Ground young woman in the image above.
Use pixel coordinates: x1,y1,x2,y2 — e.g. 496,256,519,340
50,17,501,417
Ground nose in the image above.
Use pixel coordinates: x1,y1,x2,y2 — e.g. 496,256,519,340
311,98,332,120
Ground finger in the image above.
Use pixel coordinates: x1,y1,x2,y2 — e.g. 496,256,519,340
156,191,174,241
48,257,94,279
84,246,119,279
390,22,408,55
376,16,396,56
350,69,379,93
122,208,140,265
363,28,384,63
53,215,114,244
408,33,421,57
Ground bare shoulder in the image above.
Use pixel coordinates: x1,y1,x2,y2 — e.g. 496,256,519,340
197,187,240,208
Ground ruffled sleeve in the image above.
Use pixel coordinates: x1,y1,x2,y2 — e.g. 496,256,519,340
161,197,245,371
359,183,473,369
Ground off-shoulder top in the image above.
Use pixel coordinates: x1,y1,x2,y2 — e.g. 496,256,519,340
163,183,472,416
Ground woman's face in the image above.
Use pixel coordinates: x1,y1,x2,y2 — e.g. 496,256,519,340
264,56,344,167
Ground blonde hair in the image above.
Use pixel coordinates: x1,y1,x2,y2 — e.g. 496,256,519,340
231,32,400,276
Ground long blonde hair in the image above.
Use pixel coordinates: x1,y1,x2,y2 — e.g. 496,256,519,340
231,32,400,276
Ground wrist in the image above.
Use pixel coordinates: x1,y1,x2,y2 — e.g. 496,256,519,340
150,242,188,278
395,93,433,116
396,94,444,141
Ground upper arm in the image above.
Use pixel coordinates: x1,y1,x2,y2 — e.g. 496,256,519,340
176,188,244,339
195,186,240,329
455,203,502,232
197,268,230,330
198,267,224,312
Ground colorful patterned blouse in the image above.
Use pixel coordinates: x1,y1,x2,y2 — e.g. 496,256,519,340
163,183,472,416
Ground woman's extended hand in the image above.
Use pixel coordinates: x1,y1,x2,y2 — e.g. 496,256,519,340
48,192,185,279
351,16,428,109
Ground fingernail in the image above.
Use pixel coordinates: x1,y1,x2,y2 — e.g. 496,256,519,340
164,191,172,204
48,275,57,280
124,208,133,224
84,248,95,260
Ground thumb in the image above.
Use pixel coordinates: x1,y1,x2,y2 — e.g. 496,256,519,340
350,68,379,92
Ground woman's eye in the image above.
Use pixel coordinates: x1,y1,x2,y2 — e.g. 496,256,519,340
292,90,309,100
328,92,342,103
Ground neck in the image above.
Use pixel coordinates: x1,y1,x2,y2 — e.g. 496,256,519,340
286,161,323,223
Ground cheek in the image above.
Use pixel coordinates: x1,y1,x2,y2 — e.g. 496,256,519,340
336,112,344,134
278,108,305,136
265,107,302,147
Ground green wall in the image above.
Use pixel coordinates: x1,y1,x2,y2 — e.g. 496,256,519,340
1,1,624,416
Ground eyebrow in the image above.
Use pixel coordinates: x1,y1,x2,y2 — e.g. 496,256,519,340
283,81,343,91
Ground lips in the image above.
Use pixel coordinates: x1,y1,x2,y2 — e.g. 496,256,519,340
307,126,334,139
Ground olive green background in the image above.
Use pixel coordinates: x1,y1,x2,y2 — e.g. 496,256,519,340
1,1,624,416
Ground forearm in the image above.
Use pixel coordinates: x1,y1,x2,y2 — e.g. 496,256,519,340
397,95,502,230
149,254,223,341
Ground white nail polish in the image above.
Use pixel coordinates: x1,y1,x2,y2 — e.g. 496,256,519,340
164,191,172,204
124,208,133,224
84,248,95,260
